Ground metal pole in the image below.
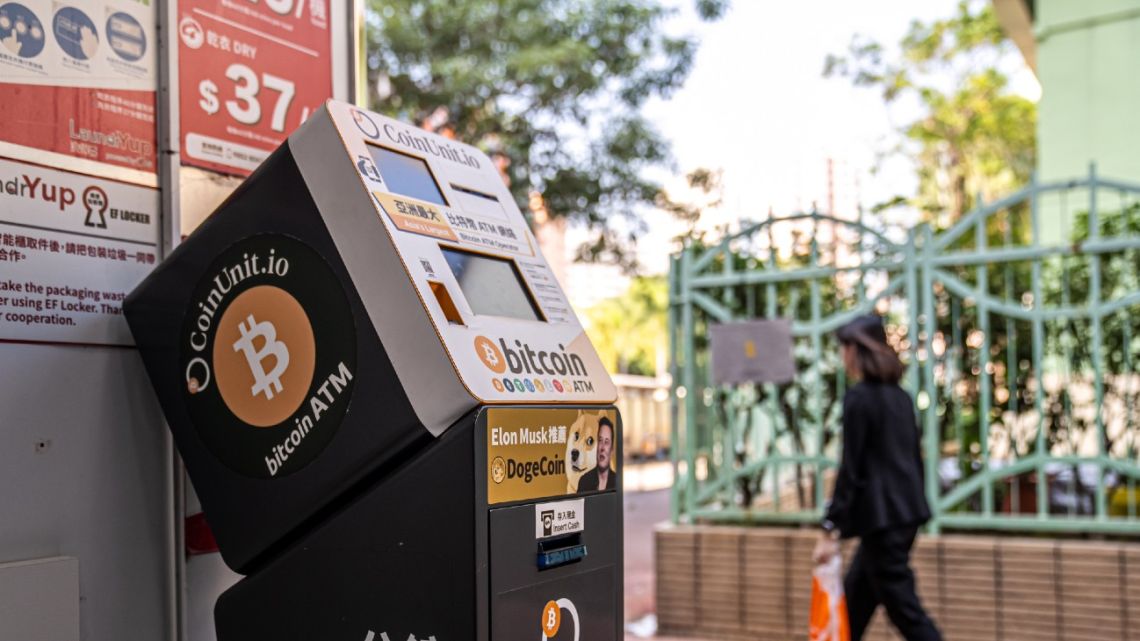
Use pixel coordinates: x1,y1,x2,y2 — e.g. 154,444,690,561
1031,175,1048,519
921,224,941,533
681,246,698,521
976,193,994,516
810,235,824,511
906,229,920,398
156,2,185,639
668,255,681,524
1089,163,1107,520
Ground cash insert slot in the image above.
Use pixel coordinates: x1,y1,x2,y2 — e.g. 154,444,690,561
428,280,465,325
536,532,587,570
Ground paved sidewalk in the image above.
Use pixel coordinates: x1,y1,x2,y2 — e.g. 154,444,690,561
623,462,716,641
621,462,685,641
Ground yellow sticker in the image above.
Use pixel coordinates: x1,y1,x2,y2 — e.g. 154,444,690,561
374,192,458,242
486,407,619,504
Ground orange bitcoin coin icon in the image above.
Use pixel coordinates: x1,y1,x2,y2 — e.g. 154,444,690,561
541,600,561,638
474,335,507,373
214,286,316,427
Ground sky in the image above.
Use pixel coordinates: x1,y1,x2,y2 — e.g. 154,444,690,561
609,0,1038,275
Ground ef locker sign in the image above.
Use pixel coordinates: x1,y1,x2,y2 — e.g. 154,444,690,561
177,0,333,176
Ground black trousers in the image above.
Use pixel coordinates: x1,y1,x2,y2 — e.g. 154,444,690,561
845,526,942,641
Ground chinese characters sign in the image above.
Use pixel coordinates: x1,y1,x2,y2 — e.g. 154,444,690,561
374,191,533,257
178,0,333,175
0,157,158,345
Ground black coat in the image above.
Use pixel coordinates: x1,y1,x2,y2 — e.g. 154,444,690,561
826,381,931,538
576,466,615,492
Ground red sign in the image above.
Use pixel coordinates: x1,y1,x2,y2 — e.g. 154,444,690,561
177,0,333,176
0,84,157,174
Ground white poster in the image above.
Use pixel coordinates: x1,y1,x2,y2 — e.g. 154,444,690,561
0,157,158,345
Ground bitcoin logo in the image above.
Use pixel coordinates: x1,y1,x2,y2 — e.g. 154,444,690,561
541,600,561,638
474,335,507,374
214,286,316,427
540,598,580,640
233,314,290,400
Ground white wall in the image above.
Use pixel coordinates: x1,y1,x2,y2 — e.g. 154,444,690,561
0,343,171,640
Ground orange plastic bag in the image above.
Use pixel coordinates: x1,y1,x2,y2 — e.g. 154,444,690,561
809,556,851,641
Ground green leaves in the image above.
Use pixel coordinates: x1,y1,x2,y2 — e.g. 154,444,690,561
584,276,668,375
823,0,1035,226
365,1,726,267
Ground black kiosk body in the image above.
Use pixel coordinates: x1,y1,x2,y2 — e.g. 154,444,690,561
125,100,622,641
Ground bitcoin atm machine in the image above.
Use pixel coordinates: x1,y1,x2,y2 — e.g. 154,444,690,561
125,100,622,640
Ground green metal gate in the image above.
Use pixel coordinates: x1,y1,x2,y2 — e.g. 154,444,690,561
668,166,1140,535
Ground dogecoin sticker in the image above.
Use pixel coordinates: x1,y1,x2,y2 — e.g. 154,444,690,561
181,234,357,478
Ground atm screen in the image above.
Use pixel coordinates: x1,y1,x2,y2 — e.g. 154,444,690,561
441,248,543,321
369,145,448,206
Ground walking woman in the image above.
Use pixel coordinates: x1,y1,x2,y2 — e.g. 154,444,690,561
812,315,942,641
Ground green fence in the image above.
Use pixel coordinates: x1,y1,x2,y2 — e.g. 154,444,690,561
668,166,1140,535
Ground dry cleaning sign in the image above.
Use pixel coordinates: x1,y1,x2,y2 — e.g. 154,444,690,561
181,234,356,478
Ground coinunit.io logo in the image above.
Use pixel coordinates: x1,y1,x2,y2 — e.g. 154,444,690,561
181,234,357,479
350,108,380,139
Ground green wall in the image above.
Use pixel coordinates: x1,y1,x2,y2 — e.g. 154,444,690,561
1036,0,1140,242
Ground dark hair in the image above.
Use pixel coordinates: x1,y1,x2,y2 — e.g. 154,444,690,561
598,416,614,439
836,315,904,384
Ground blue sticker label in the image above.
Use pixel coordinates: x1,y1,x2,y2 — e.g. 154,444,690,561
106,11,144,62
536,545,588,570
53,6,97,61
0,3,45,58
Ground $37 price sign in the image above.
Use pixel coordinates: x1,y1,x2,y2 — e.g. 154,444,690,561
197,64,305,134
178,0,333,176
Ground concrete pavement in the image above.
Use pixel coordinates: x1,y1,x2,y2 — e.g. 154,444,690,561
622,462,712,641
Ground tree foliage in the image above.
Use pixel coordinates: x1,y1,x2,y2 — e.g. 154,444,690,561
584,276,668,376
365,0,728,266
824,0,1036,228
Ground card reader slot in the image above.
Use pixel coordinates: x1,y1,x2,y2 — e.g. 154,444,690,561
450,184,499,202
449,183,508,221
428,280,465,325
538,532,582,552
